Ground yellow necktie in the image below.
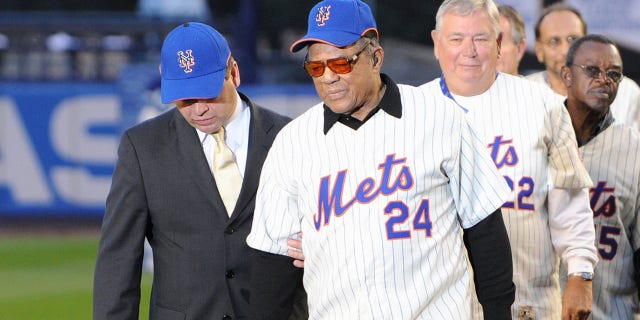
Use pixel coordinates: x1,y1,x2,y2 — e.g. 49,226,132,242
212,127,243,216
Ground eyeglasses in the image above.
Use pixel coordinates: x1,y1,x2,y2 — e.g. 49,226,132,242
303,41,371,77
540,35,578,49
571,64,623,83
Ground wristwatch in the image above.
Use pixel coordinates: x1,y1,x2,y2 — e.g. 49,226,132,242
568,272,594,281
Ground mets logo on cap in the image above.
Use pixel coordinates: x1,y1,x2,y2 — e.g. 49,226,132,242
177,49,195,73
316,5,331,26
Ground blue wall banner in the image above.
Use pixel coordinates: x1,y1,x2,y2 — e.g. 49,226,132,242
0,82,120,216
0,76,316,217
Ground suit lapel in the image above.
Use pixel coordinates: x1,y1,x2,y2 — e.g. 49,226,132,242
169,98,277,223
170,109,223,211
231,95,275,223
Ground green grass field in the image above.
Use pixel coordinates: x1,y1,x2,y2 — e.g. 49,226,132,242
0,234,152,319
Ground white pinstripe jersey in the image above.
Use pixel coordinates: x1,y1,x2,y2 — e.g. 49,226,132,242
421,73,594,319
247,83,510,319
563,123,640,319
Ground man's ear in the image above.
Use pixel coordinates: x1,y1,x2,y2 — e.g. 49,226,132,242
560,65,572,87
431,29,440,60
496,33,503,58
372,48,384,71
516,40,527,63
230,60,241,88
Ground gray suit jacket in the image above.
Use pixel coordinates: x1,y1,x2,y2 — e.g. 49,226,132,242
94,94,303,319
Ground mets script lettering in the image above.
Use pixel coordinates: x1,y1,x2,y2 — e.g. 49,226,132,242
313,154,413,231
487,135,518,169
591,181,616,217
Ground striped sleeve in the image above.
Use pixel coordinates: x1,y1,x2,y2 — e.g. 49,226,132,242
545,91,593,189
445,102,511,229
246,125,301,256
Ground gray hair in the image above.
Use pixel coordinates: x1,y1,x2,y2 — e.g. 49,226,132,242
435,0,500,38
498,4,525,44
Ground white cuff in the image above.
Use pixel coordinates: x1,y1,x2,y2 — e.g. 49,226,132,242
565,256,595,275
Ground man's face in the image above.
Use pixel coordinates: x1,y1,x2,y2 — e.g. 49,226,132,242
432,10,500,94
562,41,622,114
535,10,585,77
175,64,240,134
307,41,380,117
497,15,525,76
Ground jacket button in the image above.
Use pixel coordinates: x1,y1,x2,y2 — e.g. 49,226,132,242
224,227,235,234
222,314,232,320
225,270,236,278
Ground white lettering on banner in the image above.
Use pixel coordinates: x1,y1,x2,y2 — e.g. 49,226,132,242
50,95,120,206
51,95,119,164
51,167,112,205
0,94,120,208
0,97,53,203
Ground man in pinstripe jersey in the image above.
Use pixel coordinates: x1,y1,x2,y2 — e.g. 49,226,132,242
247,0,515,319
527,3,640,132
420,0,598,319
561,34,640,320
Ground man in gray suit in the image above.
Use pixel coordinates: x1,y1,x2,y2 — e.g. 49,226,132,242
93,22,305,319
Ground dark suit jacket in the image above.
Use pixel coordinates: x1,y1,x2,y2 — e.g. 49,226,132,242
94,94,303,320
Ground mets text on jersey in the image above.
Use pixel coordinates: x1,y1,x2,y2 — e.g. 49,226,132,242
313,154,435,241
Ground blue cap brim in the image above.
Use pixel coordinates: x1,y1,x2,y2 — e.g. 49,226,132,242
160,67,225,104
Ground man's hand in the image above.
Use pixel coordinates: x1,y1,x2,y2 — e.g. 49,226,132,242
561,275,592,320
287,232,305,268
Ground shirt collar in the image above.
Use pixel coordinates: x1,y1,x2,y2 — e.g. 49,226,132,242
322,74,402,134
196,91,247,145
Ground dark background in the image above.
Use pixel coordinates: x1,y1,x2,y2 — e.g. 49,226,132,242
0,0,637,84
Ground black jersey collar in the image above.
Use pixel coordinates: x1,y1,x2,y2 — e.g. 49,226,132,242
323,74,402,134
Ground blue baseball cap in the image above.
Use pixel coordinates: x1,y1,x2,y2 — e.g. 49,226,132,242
160,22,231,104
290,0,379,53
